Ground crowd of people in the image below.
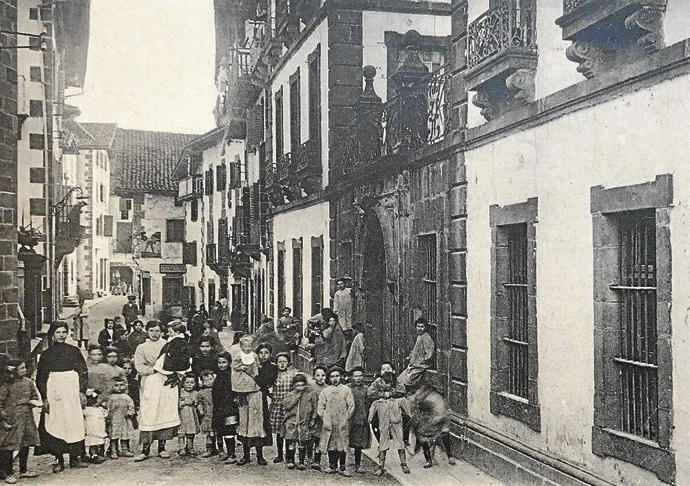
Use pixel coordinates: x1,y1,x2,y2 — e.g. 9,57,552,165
0,289,454,483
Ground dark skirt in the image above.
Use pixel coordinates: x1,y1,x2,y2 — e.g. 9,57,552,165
348,422,372,449
34,414,84,457
139,426,178,445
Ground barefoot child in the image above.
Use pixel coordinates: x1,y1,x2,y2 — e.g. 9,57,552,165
317,366,355,477
282,373,315,470
178,373,201,456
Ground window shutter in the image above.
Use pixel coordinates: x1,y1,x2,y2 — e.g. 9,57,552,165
116,222,132,253
103,215,114,237
183,241,197,265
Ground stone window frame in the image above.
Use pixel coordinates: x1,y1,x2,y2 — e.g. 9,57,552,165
590,174,674,484
489,197,540,432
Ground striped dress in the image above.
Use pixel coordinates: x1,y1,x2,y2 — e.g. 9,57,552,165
269,368,296,435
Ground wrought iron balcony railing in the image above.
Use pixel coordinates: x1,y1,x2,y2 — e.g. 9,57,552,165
467,0,537,70
295,139,320,173
277,152,295,184
381,66,452,156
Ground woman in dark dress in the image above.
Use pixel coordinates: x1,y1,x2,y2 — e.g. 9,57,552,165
35,321,89,472
251,343,277,460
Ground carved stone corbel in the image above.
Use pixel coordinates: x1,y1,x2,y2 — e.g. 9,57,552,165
565,41,598,79
472,91,499,122
506,69,536,105
625,6,665,54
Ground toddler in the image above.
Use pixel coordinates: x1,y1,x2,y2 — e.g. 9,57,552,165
106,379,136,458
198,370,216,457
84,391,108,463
178,373,201,456
232,335,260,393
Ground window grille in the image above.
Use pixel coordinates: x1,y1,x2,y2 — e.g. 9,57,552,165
613,211,658,440
504,223,529,399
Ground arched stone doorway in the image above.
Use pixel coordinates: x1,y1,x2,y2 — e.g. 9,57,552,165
361,210,390,373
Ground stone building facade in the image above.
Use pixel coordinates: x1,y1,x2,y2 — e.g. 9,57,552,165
109,128,197,318
0,0,20,356
201,1,690,484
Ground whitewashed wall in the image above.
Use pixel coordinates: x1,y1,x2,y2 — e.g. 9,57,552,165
272,201,330,329
465,72,690,486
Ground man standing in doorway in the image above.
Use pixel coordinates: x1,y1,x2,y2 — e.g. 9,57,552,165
332,278,353,343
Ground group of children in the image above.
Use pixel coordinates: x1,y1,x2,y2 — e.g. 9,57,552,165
0,310,451,483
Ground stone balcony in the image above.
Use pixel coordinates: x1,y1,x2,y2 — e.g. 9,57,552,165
556,0,667,79
465,0,538,121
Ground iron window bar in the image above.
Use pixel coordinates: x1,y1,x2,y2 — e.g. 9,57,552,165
611,213,658,441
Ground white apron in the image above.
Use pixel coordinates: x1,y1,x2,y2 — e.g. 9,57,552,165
138,355,181,432
45,371,85,443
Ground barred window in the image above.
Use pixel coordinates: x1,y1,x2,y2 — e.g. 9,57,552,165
489,198,540,431
505,224,528,399
613,211,658,440
590,175,674,483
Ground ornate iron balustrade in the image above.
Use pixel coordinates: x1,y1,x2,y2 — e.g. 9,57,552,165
277,152,294,184
295,139,320,172
380,66,451,155
426,66,452,145
467,0,537,69
563,0,591,15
